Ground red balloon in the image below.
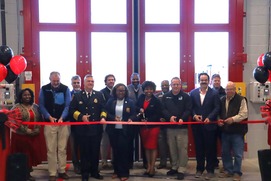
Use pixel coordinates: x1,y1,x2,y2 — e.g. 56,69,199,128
9,55,27,75
0,63,8,82
257,53,265,66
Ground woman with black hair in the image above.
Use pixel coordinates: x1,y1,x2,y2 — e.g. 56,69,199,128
105,83,137,181
10,88,43,181
136,81,162,177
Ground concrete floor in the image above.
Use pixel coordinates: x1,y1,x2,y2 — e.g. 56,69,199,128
31,159,261,181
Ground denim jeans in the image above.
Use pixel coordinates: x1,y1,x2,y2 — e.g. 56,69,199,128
221,133,244,176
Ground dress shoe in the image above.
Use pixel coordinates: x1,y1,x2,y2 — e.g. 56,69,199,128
49,176,56,181
167,169,178,175
91,173,103,180
58,172,69,179
177,172,184,180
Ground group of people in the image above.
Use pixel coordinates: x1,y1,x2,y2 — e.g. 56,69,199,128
9,71,248,181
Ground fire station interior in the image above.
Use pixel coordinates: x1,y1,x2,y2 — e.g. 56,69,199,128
0,0,271,181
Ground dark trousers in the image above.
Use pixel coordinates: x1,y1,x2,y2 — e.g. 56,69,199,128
79,134,102,179
70,126,80,167
192,125,217,173
108,129,133,177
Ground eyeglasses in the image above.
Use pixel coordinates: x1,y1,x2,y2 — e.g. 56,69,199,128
72,82,80,84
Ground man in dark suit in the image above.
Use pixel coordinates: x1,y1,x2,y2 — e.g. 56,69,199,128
69,74,106,181
100,74,115,168
189,73,220,180
211,73,226,169
127,73,145,168
155,80,170,169
70,75,82,174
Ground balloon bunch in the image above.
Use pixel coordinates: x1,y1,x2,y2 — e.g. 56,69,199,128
253,52,271,84
0,45,27,83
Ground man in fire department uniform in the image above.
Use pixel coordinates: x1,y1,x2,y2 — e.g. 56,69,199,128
69,74,106,181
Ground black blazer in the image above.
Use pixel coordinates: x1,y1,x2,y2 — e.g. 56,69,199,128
105,97,137,136
136,94,162,128
190,86,220,131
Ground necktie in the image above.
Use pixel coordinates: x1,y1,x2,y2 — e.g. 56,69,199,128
87,92,91,99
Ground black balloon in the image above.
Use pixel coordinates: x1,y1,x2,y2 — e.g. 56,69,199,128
5,65,18,83
263,52,271,70
253,66,269,84
0,45,14,65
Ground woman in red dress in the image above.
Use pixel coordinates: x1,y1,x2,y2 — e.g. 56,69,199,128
136,81,163,177
10,88,43,181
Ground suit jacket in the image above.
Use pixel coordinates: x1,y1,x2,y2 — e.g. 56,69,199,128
69,90,106,136
127,84,143,103
105,97,137,136
100,87,112,102
136,94,162,128
190,86,220,131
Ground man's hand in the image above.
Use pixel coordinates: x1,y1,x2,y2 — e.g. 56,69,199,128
224,117,234,124
58,118,63,123
82,115,90,122
204,118,210,123
194,115,202,122
49,116,57,123
218,119,224,127
170,116,177,122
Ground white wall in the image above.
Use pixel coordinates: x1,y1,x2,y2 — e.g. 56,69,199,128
0,0,23,55
1,0,270,158
244,0,271,158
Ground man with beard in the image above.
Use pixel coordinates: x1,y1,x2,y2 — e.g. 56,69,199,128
190,73,220,180
100,74,116,168
127,73,146,168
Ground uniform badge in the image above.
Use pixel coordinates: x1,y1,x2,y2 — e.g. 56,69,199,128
126,107,130,113
79,101,83,104
94,98,98,103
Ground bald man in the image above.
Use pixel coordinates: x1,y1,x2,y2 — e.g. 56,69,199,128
218,81,248,181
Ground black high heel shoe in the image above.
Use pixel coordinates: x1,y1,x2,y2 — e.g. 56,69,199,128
148,169,155,177
143,171,149,176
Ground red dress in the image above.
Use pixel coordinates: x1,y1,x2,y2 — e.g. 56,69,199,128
140,100,160,149
10,105,43,168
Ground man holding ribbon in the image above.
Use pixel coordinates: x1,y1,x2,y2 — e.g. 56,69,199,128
161,77,192,180
69,74,106,181
39,71,71,181
218,81,248,181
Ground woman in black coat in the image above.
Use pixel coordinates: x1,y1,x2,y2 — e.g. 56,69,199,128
105,83,137,181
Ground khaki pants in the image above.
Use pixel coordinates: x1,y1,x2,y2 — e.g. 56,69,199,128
44,125,70,176
167,128,188,173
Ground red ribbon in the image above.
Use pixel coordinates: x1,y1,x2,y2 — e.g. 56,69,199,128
20,120,267,126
